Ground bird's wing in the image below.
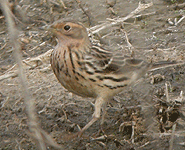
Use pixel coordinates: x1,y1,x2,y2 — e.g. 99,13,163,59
83,45,149,75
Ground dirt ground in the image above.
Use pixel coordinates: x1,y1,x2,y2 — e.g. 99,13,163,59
0,0,185,149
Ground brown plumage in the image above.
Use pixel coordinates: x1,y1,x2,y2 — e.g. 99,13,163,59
49,20,182,136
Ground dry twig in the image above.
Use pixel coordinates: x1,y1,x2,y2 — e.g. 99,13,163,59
89,2,153,34
121,29,134,56
58,0,67,9
170,2,185,10
0,49,53,81
0,72,18,81
74,0,93,26
165,82,170,103
131,121,135,144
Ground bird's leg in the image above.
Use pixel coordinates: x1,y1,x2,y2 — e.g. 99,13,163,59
78,97,106,137
98,101,108,135
100,101,108,125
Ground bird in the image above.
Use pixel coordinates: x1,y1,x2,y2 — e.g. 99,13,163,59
49,20,182,137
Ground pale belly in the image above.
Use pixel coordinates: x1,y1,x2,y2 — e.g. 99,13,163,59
54,69,98,98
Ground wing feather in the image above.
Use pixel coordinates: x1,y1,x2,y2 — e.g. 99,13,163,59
82,45,148,75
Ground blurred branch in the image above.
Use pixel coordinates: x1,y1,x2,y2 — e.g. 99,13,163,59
0,0,62,149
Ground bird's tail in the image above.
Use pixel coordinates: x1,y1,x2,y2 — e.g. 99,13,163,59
149,61,184,71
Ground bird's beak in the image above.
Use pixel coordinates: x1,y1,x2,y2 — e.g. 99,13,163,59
38,24,56,34
45,24,58,36
46,24,54,32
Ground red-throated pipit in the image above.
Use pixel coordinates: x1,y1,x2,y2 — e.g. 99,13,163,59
49,20,182,137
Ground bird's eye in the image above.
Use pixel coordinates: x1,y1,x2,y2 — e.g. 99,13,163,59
64,25,71,31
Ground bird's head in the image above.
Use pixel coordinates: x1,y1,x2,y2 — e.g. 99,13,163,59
48,20,90,47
